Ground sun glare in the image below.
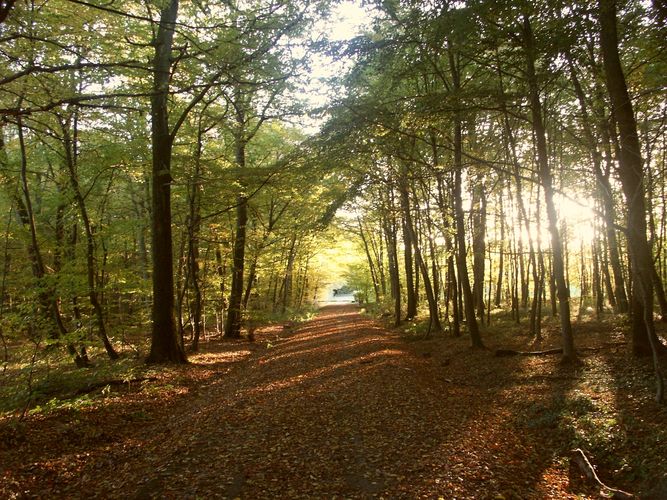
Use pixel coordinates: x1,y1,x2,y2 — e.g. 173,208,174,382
555,194,597,247
327,1,371,41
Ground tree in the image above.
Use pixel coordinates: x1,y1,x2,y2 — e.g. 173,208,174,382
522,13,575,361
599,0,664,401
146,0,187,363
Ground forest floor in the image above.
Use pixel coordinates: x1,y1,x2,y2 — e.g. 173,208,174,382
2,305,667,499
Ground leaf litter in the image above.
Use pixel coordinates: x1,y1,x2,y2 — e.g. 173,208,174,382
1,305,666,499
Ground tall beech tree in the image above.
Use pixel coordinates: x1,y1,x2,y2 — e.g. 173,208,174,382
599,0,665,401
147,0,186,363
522,13,575,361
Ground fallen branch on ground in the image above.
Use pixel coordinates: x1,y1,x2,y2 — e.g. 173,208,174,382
495,343,628,357
495,348,563,357
73,377,158,396
569,448,634,499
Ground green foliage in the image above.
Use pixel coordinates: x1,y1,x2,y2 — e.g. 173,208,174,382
0,352,152,416
521,392,639,478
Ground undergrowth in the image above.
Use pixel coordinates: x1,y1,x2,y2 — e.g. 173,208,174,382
1,305,319,417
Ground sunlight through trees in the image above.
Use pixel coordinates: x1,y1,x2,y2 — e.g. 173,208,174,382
0,0,666,410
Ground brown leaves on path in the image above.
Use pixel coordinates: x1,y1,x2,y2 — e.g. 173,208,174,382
2,305,666,498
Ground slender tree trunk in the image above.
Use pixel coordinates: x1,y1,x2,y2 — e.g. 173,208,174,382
399,180,442,333
495,187,505,308
382,188,401,326
215,245,227,335
601,229,617,310
14,117,88,366
368,215,387,298
567,54,629,314
188,124,205,352
359,217,381,302
472,178,487,321
401,176,417,320
281,235,297,314
225,89,249,338
523,15,575,361
448,46,483,348
225,200,248,336
61,119,118,360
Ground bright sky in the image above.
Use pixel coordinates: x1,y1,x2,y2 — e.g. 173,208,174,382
327,1,370,41
298,1,372,132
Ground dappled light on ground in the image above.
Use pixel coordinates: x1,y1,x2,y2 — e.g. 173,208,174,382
1,306,666,498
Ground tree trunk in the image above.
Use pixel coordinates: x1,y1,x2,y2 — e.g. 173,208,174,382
523,15,575,361
14,117,88,367
448,46,483,348
471,177,487,321
599,0,664,400
495,187,505,308
61,119,118,360
382,187,401,326
401,182,417,320
359,217,381,302
147,0,187,363
280,235,297,314
215,245,227,335
567,53,629,314
188,124,204,352
399,179,442,333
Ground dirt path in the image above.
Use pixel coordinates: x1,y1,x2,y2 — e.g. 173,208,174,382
3,305,600,498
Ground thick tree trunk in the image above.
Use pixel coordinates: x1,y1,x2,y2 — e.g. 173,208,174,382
147,0,187,363
599,0,664,400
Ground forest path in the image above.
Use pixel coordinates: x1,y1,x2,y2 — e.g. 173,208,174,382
116,305,559,499
3,305,574,499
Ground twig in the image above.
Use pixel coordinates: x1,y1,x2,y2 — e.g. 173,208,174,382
569,448,634,499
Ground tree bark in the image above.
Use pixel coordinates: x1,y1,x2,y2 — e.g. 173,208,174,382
448,47,483,348
567,54,629,314
599,0,664,400
382,187,401,326
471,177,487,321
359,218,381,302
147,0,187,363
14,116,88,367
187,123,204,352
402,201,417,321
61,118,118,360
523,15,575,361
399,179,442,333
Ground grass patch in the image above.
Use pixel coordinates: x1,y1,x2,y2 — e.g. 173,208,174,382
0,349,154,417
